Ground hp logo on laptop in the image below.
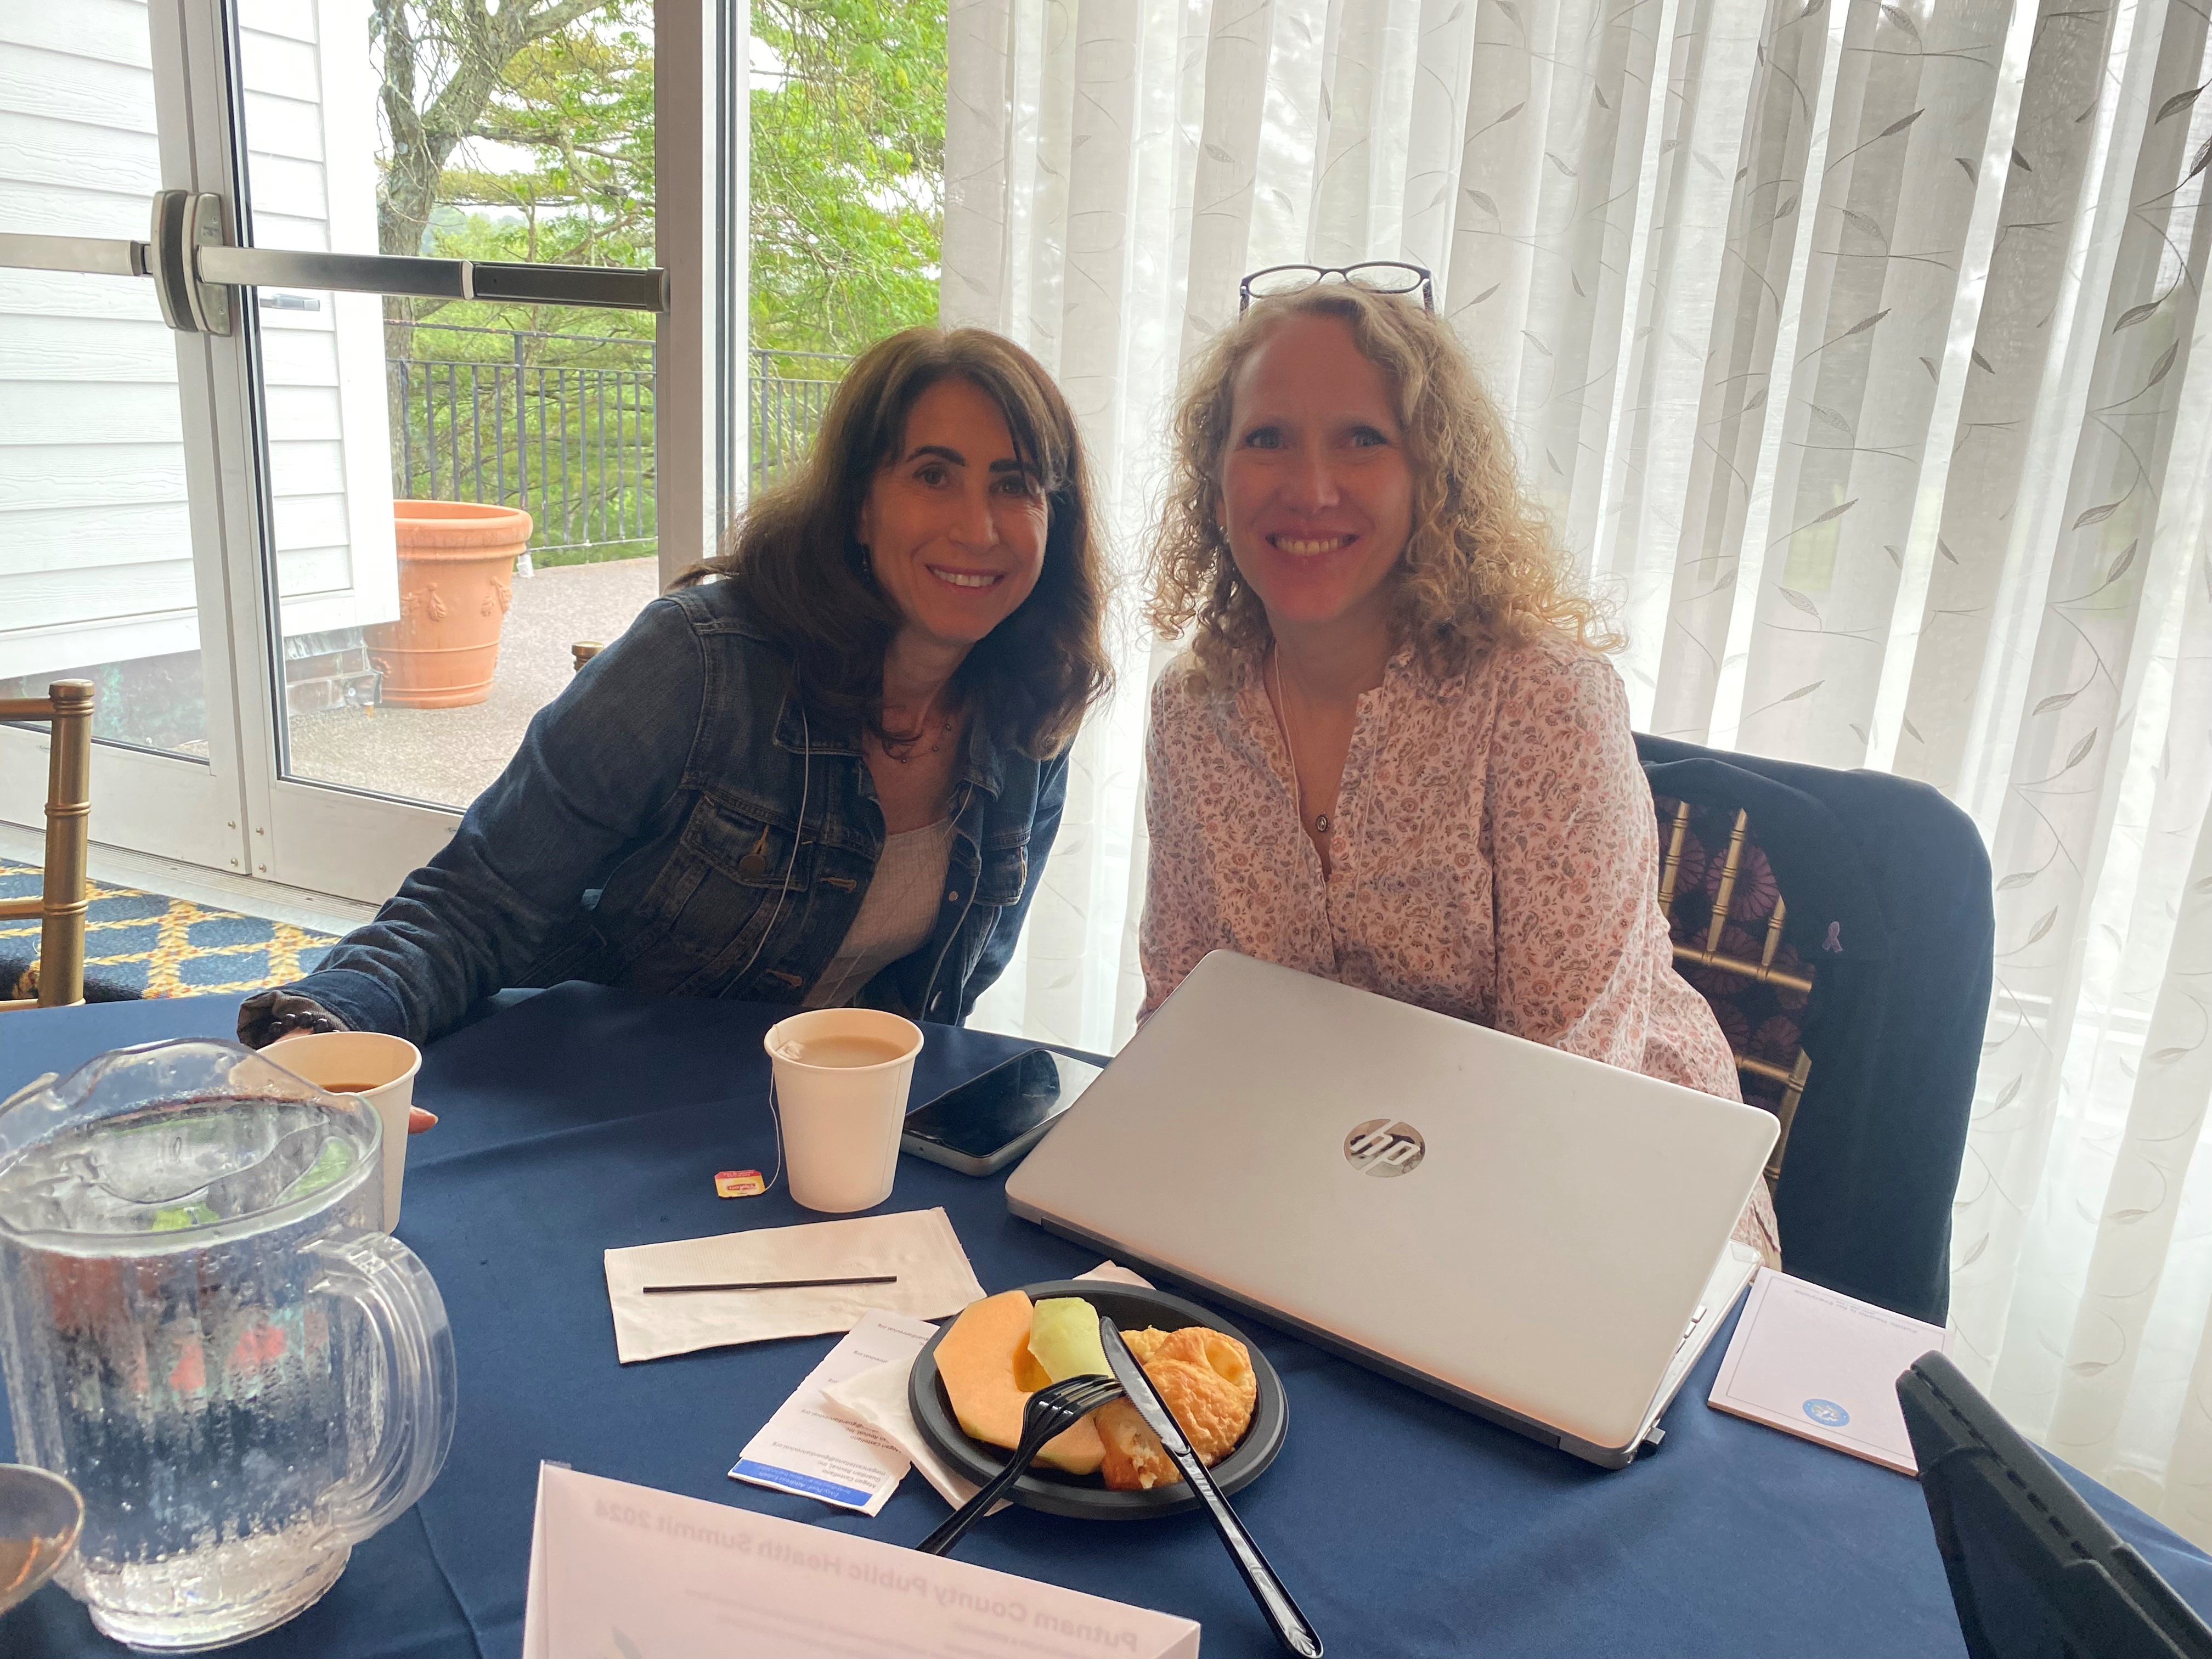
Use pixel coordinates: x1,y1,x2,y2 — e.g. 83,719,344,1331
1345,1119,1425,1178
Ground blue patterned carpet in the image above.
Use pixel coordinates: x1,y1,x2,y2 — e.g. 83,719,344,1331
1,861,336,1003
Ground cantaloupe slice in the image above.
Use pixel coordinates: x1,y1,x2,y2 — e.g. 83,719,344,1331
936,1290,1105,1476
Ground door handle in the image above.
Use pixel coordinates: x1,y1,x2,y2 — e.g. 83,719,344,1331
0,191,667,337
194,245,667,312
0,233,149,278
151,190,232,335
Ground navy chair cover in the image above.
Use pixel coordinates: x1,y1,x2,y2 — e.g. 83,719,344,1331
1637,735,1993,1325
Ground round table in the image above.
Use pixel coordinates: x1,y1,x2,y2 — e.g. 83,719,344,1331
6,985,2210,1658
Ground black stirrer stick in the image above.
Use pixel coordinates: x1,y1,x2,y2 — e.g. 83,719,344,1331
640,1274,900,1295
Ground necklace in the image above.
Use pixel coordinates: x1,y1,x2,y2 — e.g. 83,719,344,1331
882,689,953,758
1268,646,1332,838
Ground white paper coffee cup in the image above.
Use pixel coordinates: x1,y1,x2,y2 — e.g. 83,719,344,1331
762,1009,923,1214
268,1030,422,1232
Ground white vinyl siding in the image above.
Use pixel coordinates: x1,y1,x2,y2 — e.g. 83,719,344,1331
0,0,394,681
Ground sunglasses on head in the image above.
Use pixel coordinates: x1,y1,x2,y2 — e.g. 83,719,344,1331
1238,262,1437,314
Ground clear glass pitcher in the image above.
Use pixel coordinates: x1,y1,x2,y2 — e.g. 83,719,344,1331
0,1039,458,1651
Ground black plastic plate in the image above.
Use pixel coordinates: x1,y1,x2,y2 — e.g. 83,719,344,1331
907,1279,1289,1519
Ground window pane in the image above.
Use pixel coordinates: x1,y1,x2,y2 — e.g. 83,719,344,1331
233,0,660,809
748,1,946,478
0,7,208,756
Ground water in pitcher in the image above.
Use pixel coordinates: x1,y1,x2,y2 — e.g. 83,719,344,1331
0,1092,382,1648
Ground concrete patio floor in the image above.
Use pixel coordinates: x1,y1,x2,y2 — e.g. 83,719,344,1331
287,555,662,809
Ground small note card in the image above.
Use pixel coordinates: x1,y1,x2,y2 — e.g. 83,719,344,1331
1707,1268,1951,1474
730,1308,939,1515
521,1463,1200,1659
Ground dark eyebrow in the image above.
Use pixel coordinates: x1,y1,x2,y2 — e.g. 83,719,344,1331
903,444,1034,475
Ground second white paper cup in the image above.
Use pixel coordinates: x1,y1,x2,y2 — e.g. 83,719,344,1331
268,1030,422,1232
763,1008,923,1214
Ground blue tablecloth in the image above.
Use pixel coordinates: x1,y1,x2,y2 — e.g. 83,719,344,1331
7,985,2212,1658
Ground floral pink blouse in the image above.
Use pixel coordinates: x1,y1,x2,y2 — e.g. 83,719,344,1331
1139,633,1781,1262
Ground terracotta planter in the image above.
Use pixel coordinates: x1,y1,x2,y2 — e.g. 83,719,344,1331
366,501,533,708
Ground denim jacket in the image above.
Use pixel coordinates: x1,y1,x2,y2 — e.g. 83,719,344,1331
281,582,1069,1044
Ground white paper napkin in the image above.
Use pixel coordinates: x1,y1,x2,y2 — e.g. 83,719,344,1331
818,1346,1002,1513
1070,1261,1154,1290
602,1207,985,1363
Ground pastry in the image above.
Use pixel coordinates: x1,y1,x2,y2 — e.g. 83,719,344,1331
1096,1397,1181,1490
1146,1328,1257,1462
1121,1326,1172,1366
1097,1325,1258,1490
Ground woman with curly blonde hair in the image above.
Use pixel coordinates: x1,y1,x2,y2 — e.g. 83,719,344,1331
1139,276,1776,1264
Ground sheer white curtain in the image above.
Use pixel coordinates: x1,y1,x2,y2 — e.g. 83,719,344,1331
945,0,2212,1538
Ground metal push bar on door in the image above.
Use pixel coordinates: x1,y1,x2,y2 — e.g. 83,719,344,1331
0,191,668,333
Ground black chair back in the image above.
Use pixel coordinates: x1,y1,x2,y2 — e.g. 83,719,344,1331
1638,734,1991,1325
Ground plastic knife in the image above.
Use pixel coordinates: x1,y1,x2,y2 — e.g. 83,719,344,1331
1099,1315,1322,1657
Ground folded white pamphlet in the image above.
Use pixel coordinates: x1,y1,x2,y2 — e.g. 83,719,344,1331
730,1308,939,1515
602,1206,985,1363
1707,1267,1951,1474
521,1463,1201,1659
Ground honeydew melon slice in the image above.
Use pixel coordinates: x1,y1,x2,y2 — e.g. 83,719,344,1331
1027,1296,1113,1383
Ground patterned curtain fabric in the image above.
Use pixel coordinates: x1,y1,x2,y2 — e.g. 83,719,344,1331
944,0,2212,1537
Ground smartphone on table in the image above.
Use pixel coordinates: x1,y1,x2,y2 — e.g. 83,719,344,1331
900,1048,1104,1176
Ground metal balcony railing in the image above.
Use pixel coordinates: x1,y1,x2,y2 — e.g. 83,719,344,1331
750,348,848,493
387,326,849,556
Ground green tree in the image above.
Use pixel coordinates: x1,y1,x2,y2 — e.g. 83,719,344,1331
371,0,637,261
751,0,946,357
376,3,659,561
372,1,945,544
430,24,656,279
379,2,655,347
376,0,945,350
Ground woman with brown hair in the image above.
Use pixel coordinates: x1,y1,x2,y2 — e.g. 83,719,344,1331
241,326,1112,1047
1140,272,1776,1262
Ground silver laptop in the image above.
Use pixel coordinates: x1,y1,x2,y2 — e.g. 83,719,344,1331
1004,950,1778,1468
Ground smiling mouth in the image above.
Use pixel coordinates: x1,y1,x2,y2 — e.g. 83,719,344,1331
928,566,1005,590
1268,534,1358,556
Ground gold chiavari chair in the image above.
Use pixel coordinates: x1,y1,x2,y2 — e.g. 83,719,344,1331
1,680,94,1012
571,642,605,673
1654,797,1813,1187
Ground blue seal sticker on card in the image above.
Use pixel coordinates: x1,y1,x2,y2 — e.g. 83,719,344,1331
1803,1397,1850,1429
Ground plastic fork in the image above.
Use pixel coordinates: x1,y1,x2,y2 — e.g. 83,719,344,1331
916,1375,1124,1556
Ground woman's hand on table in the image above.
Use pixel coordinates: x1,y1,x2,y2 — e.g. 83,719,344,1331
238,989,347,1048
242,992,439,1132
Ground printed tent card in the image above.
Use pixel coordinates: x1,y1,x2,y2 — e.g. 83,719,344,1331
522,1463,1200,1659
1707,1268,1951,1474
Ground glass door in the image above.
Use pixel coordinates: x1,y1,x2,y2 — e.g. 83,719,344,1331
218,0,673,899
1,0,720,904
0,0,249,871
